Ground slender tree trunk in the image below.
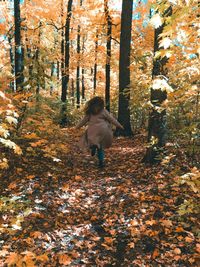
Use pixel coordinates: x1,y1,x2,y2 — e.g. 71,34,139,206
76,24,81,108
57,61,60,79
60,0,73,126
104,0,112,111
71,78,75,106
143,6,172,164
14,0,24,91
76,0,83,108
93,30,98,95
8,35,15,91
61,0,65,94
117,0,133,136
81,36,85,100
61,0,73,102
35,22,42,100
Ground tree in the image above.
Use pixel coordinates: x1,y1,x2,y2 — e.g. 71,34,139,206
117,0,133,136
143,6,172,164
14,0,24,91
61,0,73,103
60,0,73,126
81,35,86,100
93,30,98,95
104,0,112,111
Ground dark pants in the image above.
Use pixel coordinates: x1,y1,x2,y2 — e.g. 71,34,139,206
97,147,104,163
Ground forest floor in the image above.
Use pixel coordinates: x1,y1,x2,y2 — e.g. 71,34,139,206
0,107,199,266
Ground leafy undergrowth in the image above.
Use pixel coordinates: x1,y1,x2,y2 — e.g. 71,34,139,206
0,123,199,266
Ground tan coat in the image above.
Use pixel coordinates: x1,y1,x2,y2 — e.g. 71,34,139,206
76,109,123,150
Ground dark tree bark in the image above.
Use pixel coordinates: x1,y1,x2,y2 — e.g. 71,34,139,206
93,30,98,95
116,0,133,136
76,24,81,108
14,0,24,91
61,0,73,102
143,6,172,164
81,36,86,100
104,0,112,111
71,78,75,106
76,0,83,108
57,61,60,79
8,35,15,91
60,0,73,126
35,22,42,99
61,0,65,92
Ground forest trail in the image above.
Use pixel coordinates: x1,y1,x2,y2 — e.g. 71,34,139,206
0,128,198,266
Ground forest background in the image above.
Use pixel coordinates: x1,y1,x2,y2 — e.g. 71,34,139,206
0,0,199,266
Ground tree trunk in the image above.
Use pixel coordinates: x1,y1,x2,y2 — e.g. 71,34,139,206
143,6,172,164
61,0,65,95
57,61,60,79
8,35,15,91
60,0,73,126
71,78,75,106
104,0,112,111
116,0,133,136
14,0,24,91
76,24,81,108
76,0,83,108
93,30,98,95
36,22,42,100
61,0,73,102
81,36,85,100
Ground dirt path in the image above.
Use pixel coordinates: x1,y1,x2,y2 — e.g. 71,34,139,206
0,129,198,266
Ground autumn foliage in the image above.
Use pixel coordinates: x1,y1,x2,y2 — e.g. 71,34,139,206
0,0,199,266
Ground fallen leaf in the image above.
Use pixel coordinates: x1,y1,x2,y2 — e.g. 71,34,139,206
152,248,159,259
173,248,181,255
58,254,72,265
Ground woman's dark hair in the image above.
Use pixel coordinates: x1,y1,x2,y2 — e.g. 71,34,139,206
85,96,104,115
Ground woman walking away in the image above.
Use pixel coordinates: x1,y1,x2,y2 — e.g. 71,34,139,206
76,96,124,168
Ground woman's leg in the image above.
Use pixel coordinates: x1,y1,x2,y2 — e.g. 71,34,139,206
97,146,104,167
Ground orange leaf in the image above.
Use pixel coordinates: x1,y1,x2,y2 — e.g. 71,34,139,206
175,226,184,232
8,182,17,190
30,231,43,239
5,252,22,266
58,254,72,265
36,254,49,262
104,237,114,244
74,175,82,181
185,236,193,243
173,248,181,255
152,248,159,259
